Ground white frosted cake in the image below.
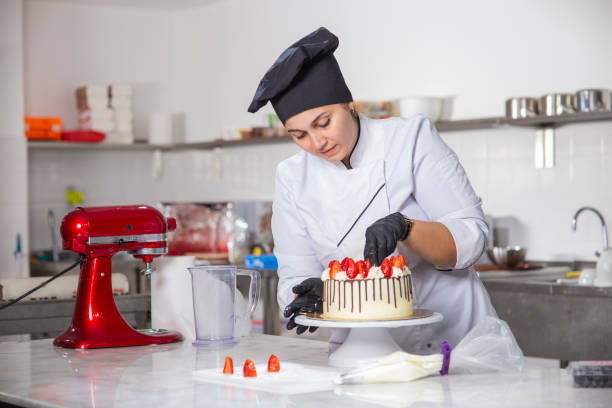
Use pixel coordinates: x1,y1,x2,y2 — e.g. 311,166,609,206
321,256,413,320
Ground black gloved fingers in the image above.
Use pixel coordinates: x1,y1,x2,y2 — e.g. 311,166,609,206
284,304,299,318
296,325,308,335
308,325,318,333
364,231,379,266
376,238,387,267
292,277,323,296
292,282,311,296
286,317,297,330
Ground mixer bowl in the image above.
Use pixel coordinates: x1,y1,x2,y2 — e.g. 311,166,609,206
486,246,527,268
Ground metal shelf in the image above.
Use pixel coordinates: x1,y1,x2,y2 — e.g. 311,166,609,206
27,111,612,151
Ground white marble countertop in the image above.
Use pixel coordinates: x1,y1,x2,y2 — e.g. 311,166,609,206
0,335,610,407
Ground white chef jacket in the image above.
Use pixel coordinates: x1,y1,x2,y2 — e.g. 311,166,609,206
271,113,497,353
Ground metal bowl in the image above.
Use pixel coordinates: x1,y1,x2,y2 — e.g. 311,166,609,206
486,246,527,268
540,93,575,116
574,89,611,112
505,97,539,119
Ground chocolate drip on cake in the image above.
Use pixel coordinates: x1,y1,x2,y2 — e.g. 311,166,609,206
393,278,397,308
358,281,362,313
399,276,403,298
408,275,413,299
322,272,413,314
350,281,354,313
372,279,375,302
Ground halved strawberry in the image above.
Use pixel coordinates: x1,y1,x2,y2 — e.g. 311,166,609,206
267,354,280,372
365,258,372,272
356,260,367,278
329,260,341,280
341,257,351,271
392,256,403,269
381,258,392,278
389,255,395,266
397,254,406,268
223,356,234,374
243,359,257,377
345,259,357,279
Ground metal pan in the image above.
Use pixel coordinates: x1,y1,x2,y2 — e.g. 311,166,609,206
540,93,575,116
505,97,539,119
574,88,611,112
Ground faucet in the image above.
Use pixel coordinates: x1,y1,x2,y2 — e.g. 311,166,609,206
572,206,609,252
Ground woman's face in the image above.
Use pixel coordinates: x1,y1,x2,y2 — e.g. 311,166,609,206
284,103,357,163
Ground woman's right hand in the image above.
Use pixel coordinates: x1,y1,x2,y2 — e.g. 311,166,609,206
283,278,322,334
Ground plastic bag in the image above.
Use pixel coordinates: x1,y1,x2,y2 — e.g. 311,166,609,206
450,315,525,374
335,316,524,385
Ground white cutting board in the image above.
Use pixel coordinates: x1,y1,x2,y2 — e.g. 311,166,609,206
193,362,342,394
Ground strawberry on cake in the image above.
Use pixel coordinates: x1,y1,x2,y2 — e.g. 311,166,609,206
321,255,413,320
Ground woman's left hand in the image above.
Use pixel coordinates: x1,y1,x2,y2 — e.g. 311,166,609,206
283,278,323,334
363,212,408,266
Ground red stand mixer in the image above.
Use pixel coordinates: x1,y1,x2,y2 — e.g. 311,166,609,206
54,205,183,349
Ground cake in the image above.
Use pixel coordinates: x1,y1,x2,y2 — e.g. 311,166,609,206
321,255,413,320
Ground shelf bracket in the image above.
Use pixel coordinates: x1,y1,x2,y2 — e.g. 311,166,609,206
534,127,555,169
152,149,163,180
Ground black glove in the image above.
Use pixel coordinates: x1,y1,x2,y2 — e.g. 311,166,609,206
363,212,410,266
283,278,322,335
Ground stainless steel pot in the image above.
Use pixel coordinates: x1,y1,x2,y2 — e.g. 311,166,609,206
574,89,611,112
540,93,575,116
505,97,539,119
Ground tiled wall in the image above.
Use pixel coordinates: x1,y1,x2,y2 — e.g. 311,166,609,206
28,120,612,262
1,0,28,278
28,142,300,250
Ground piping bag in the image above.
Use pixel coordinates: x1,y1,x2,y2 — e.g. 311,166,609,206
334,316,525,385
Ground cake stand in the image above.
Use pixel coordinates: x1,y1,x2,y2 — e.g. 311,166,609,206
295,309,443,368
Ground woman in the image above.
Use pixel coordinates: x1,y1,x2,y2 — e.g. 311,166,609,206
248,27,497,352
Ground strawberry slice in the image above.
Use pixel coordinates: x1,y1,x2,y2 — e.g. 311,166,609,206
223,356,234,375
356,260,367,278
243,359,257,377
397,254,406,268
389,255,395,266
365,258,372,272
392,256,403,269
267,354,280,372
345,259,357,279
340,257,351,271
381,258,392,278
329,260,341,279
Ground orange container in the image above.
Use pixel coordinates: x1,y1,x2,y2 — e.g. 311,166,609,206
24,117,62,140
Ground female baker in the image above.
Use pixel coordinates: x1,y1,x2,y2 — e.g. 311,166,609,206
248,27,497,352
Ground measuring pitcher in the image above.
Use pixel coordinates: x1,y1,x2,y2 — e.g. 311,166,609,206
188,266,260,345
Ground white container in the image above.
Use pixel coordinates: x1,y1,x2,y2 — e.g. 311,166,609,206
398,96,453,122
595,249,612,287
148,112,185,145
149,112,174,145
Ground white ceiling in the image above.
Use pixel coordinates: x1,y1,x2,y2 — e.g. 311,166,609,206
29,0,222,11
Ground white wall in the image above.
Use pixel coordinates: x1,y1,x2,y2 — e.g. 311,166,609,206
170,0,612,262
24,0,612,263
174,0,612,139
1,0,29,278
23,0,178,140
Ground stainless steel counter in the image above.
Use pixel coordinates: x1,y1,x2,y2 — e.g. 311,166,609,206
480,267,612,361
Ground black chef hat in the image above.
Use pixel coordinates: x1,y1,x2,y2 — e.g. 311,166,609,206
248,27,353,124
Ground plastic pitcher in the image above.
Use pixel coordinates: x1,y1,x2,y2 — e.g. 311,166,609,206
188,265,260,346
